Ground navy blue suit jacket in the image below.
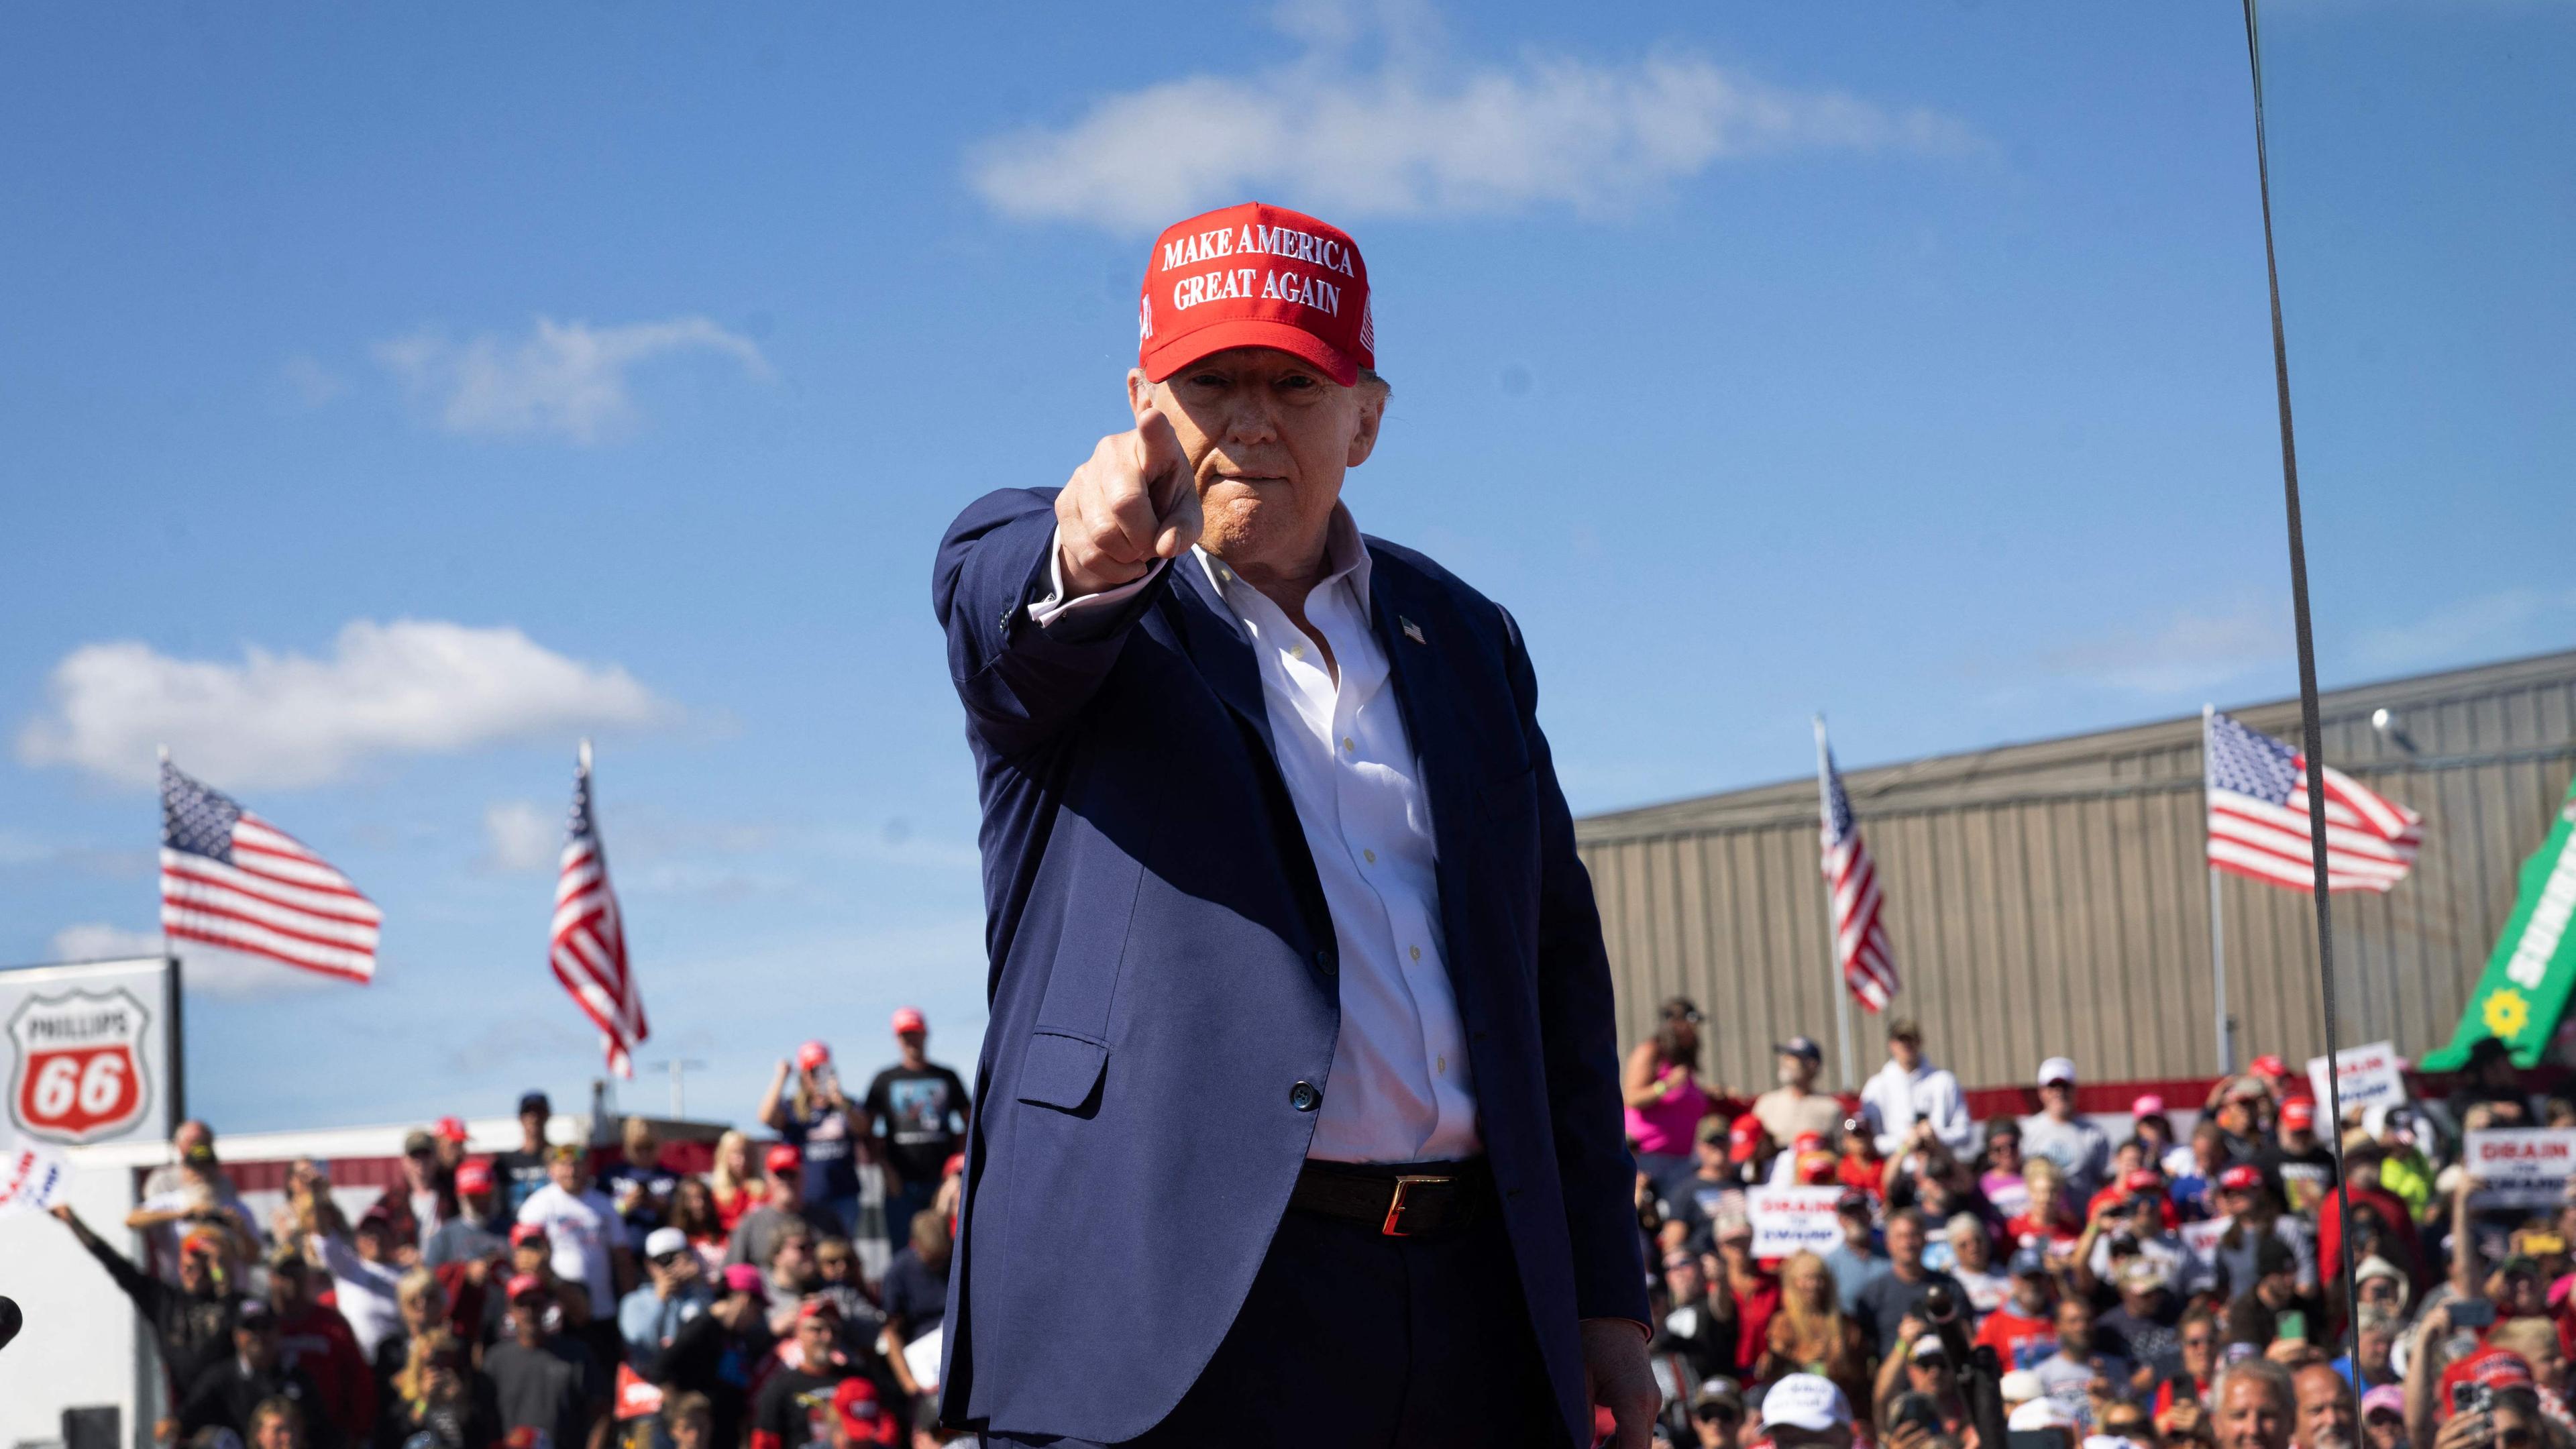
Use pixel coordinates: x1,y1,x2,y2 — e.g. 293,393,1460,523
930,488,1647,1443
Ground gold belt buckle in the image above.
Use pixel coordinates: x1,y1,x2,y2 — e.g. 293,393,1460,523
1381,1174,1454,1236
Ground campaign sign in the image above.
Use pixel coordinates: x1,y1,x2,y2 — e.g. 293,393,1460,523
2467,1129,2576,1208
1748,1185,1845,1259
2306,1041,2407,1116
0,957,174,1148
0,1136,73,1216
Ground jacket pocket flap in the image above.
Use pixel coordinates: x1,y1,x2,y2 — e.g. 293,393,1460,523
1016,1031,1108,1111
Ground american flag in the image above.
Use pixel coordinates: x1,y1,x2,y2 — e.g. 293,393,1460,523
2204,710,2421,893
553,742,646,1077
160,759,380,983
1816,727,1899,1012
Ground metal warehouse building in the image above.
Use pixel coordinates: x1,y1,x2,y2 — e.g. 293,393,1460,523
1575,647,2576,1095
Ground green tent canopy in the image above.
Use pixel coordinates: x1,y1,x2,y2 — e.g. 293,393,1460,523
2423,775,2576,1072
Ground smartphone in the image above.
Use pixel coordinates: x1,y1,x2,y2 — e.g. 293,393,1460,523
2454,1381,2493,1417
2171,1377,2201,1406
1893,1393,1945,1436
2277,1309,2308,1342
2453,1298,2499,1329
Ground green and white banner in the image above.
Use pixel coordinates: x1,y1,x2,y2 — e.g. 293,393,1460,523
2426,775,2576,1071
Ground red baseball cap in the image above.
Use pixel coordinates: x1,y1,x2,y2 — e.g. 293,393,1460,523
433,1116,470,1144
505,1272,545,1301
833,1377,901,1446
2439,1347,2536,1417
2250,1054,2289,1079
2218,1164,2263,1193
796,1040,832,1071
2122,1169,2163,1195
795,1295,843,1324
1792,1131,1826,1155
1138,202,1375,387
2281,1097,2317,1130
1727,1114,1764,1164
510,1222,549,1248
765,1143,803,1174
891,1007,927,1036
455,1159,495,1195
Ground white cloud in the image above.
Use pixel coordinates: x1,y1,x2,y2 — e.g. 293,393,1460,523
280,354,347,408
482,800,559,873
17,619,669,790
375,316,771,445
2353,588,2576,673
2043,598,2293,696
46,923,331,999
967,3,1980,232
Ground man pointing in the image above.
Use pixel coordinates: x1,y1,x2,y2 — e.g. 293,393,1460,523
931,201,1654,1446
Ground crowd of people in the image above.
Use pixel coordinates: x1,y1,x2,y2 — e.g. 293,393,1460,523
1624,1001,2576,1449
56,987,2576,1449
52,1009,974,1449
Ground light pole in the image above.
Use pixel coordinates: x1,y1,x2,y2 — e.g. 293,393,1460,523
643,1059,708,1118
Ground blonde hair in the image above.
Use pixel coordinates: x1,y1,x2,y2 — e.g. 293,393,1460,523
710,1130,754,1197
392,1329,462,1407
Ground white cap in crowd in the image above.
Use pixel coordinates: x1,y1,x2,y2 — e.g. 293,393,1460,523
2011,1398,2080,1432
2037,1056,2078,1087
2000,1371,2045,1408
1762,1373,1853,1432
643,1226,689,1259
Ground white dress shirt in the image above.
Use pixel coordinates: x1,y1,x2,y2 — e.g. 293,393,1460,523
1030,505,1481,1163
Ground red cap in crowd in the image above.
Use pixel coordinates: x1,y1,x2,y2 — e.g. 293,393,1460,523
796,1296,843,1324
1137,202,1375,387
1792,1131,1826,1155
510,1222,548,1248
2250,1054,2290,1080
2131,1094,2166,1119
456,1159,496,1195
1728,1114,1764,1164
2218,1164,2263,1193
2281,1097,2317,1131
433,1115,470,1144
2440,1346,2538,1417
2121,1169,2162,1195
833,1377,902,1446
765,1143,803,1174
796,1040,832,1071
722,1263,767,1300
505,1272,545,1301
892,1007,928,1036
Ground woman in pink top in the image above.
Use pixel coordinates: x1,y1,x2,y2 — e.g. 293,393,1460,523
1625,997,1717,1201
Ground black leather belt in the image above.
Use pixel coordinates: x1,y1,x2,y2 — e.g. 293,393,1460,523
1289,1157,1494,1238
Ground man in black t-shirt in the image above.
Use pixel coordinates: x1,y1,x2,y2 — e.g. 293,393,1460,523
484,1273,604,1449
862,1008,970,1241
490,1091,558,1218
2251,1098,2339,1215
750,1300,901,1449
652,1264,777,1449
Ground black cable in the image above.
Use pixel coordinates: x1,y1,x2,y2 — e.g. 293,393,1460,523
2241,0,2364,1373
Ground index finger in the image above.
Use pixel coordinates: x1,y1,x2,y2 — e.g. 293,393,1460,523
1130,407,1189,512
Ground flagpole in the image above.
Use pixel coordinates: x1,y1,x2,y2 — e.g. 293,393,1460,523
1816,715,1857,1092
2204,705,2232,1075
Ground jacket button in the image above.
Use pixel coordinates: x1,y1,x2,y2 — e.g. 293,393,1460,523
1289,1081,1321,1112
1313,949,1336,976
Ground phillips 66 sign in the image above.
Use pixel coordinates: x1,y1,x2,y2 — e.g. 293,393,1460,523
0,956,179,1147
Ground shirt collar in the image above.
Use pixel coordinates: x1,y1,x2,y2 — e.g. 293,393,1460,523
1194,502,1371,618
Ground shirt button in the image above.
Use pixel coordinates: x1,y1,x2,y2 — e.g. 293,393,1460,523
1363,849,1376,864
1291,643,1307,659
1289,1081,1322,1112
1342,737,1355,753
1409,945,1421,961
1437,1055,1448,1075
1313,949,1337,976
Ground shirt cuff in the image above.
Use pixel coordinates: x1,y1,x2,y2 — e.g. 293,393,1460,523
1026,526,1165,628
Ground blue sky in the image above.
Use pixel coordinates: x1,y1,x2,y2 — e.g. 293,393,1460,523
3,1,2567,1132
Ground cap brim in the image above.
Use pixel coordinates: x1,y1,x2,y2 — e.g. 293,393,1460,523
1142,319,1358,387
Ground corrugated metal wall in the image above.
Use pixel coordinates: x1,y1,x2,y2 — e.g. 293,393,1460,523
1576,653,2576,1093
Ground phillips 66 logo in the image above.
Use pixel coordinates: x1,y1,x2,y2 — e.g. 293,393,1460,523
9,987,153,1144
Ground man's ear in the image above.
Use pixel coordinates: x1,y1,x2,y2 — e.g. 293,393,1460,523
1346,384,1387,468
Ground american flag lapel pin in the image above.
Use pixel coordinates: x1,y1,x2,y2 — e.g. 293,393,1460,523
1399,615,1426,645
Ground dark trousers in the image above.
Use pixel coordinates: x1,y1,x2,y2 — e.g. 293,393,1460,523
981,1201,1570,1448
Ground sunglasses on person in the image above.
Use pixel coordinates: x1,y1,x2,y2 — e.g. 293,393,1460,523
1695,1406,1741,1426
1666,1006,1704,1024
817,1253,852,1272
650,1250,689,1268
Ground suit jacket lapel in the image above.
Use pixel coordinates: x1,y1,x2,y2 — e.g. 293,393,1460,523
1163,556,1283,768
1366,553,1483,966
